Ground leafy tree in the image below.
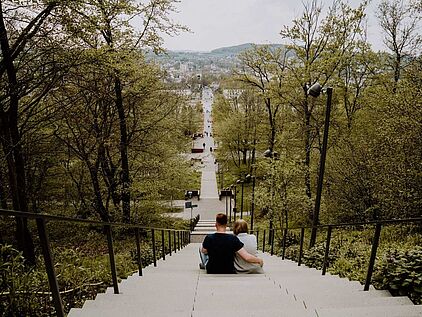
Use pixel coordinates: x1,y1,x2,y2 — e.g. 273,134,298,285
0,0,74,264
279,0,367,246
377,0,421,89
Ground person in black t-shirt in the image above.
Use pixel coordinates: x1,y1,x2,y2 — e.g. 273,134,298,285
200,213,263,274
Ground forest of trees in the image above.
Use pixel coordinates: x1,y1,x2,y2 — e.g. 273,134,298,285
213,0,421,235
0,0,421,314
0,0,201,263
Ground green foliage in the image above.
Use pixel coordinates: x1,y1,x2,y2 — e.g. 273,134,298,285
373,247,422,304
260,219,422,304
0,234,159,316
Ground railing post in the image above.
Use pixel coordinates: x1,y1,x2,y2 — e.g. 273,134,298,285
105,224,119,294
322,226,332,275
177,231,180,250
36,218,65,317
262,229,266,252
298,227,305,266
168,230,172,256
364,223,382,291
135,228,143,276
151,229,157,267
256,230,259,246
173,230,177,253
271,229,275,255
282,228,288,259
161,229,166,260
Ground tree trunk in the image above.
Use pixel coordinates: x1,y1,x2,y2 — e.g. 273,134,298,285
88,165,109,222
0,167,8,209
0,10,35,264
114,76,131,222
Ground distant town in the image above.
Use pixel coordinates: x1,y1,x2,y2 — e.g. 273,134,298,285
148,43,284,84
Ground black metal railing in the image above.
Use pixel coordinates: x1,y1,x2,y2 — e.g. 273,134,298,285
0,209,192,317
190,214,200,232
254,217,422,291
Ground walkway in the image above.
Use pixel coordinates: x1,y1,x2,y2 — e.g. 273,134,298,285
69,243,421,317
173,86,226,220
68,87,421,317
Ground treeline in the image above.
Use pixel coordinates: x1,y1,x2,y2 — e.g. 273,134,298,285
0,0,198,263
213,0,421,232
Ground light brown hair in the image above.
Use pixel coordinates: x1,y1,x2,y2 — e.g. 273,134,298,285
233,219,248,235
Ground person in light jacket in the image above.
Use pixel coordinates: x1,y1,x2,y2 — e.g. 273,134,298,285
233,219,264,274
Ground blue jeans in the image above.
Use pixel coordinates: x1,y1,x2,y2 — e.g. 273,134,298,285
199,246,208,268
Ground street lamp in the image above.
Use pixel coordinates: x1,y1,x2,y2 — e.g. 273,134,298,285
236,179,245,219
246,174,256,231
225,187,228,217
233,183,237,221
308,82,333,248
229,185,233,222
263,149,278,246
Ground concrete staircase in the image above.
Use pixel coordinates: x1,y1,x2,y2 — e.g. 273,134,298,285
68,242,422,317
190,219,232,243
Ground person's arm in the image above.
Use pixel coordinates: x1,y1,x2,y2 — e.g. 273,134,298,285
201,246,208,254
237,248,263,267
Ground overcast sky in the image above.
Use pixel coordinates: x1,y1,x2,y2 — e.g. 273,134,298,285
162,0,384,52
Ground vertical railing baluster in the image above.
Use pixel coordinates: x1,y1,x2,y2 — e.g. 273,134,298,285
173,230,177,253
282,228,288,259
177,231,180,250
151,229,157,267
161,229,166,260
322,226,332,275
271,229,275,255
168,230,172,256
135,228,143,276
256,230,259,246
36,218,65,317
364,223,382,291
262,230,266,252
298,227,305,266
105,224,119,294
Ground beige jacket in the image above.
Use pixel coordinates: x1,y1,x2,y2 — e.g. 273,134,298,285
234,233,264,274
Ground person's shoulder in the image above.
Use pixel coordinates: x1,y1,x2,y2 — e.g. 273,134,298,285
204,233,215,240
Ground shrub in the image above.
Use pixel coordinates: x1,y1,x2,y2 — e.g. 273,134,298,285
373,247,422,304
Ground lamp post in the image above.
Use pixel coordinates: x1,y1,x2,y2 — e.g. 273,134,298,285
229,185,233,222
233,184,237,221
246,174,256,231
264,149,278,246
225,188,228,217
308,82,333,248
237,179,245,219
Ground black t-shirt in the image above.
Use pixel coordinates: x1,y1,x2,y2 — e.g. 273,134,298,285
202,233,244,274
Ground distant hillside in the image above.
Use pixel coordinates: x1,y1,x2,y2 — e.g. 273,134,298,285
147,43,288,71
210,43,284,55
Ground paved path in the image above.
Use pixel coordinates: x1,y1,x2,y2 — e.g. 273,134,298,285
69,243,421,317
173,87,226,220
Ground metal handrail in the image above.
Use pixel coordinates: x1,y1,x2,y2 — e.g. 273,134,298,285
0,209,192,317
0,208,184,231
255,217,422,292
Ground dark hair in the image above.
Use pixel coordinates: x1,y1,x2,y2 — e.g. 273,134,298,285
233,219,248,235
216,213,227,226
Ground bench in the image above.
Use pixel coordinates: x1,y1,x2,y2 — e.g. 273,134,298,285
219,190,232,200
185,190,200,200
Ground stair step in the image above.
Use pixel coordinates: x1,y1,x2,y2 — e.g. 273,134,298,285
68,243,417,317
192,309,317,317
316,304,422,317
